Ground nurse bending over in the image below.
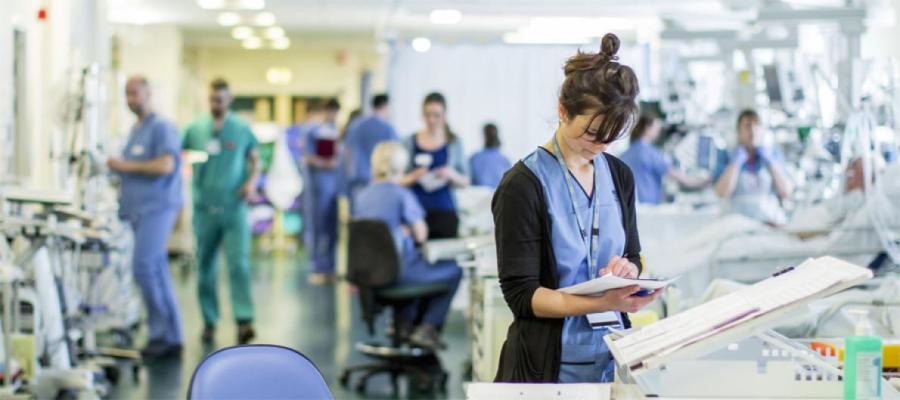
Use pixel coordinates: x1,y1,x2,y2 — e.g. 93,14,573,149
492,33,661,383
354,142,463,350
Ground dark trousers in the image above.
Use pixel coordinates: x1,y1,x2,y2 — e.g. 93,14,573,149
425,210,459,239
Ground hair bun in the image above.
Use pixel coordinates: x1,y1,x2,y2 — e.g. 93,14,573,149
599,33,620,61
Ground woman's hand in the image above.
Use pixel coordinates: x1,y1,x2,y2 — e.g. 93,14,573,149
598,256,638,279
597,286,663,313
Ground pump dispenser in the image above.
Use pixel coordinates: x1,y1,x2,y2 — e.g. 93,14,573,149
844,310,883,400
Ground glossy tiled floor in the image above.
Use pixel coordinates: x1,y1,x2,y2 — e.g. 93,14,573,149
107,247,469,399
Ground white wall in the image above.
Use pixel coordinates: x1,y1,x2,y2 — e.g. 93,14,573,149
0,0,12,180
388,42,650,161
114,24,183,131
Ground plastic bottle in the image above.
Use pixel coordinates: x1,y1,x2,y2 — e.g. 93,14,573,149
844,310,882,400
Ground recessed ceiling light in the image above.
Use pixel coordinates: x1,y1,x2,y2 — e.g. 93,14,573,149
232,26,254,40
266,67,293,84
253,12,276,26
271,37,291,50
411,37,431,52
429,9,462,25
197,0,225,10
238,0,265,10
217,12,241,26
242,36,263,49
265,26,285,39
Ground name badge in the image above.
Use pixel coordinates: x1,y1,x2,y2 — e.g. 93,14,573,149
586,312,621,330
130,145,145,156
206,139,222,155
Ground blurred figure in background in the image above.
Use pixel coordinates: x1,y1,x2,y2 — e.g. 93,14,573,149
619,115,710,204
402,92,469,239
354,142,462,349
107,75,184,359
285,100,325,167
343,94,399,200
714,109,793,225
183,78,259,345
468,122,512,189
304,98,342,285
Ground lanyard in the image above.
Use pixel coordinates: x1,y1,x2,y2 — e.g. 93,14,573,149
551,136,603,278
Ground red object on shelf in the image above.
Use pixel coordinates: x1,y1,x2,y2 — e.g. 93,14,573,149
38,7,48,21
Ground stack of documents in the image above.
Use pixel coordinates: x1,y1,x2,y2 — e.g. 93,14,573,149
606,256,872,371
558,275,677,296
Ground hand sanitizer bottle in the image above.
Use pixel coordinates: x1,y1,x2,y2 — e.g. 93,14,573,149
844,310,882,400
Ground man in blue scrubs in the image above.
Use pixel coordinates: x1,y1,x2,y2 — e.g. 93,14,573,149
304,99,342,285
183,79,260,344
469,123,512,189
107,76,184,359
343,93,399,199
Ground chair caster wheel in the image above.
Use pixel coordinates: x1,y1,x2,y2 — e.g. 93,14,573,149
354,381,367,394
338,371,350,388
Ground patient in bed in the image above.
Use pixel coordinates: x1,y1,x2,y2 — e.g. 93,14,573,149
644,160,898,302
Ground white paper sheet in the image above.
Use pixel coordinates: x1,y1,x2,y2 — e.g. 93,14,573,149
557,275,678,296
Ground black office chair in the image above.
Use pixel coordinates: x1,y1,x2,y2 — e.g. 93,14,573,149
338,219,449,395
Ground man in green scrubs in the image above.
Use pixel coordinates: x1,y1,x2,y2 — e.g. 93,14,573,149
183,78,260,345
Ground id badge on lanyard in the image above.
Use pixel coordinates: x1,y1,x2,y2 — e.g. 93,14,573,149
207,121,223,156
551,137,621,330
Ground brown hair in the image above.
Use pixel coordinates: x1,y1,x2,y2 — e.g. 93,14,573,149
629,115,658,143
559,33,640,144
423,92,457,143
737,109,760,129
210,78,229,92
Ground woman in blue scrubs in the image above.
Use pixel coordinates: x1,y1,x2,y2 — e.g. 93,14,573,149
619,115,710,204
401,92,469,239
493,34,662,383
469,123,512,189
304,98,342,285
714,109,793,225
354,141,462,349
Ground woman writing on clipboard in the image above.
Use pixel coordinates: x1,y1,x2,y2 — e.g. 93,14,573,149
492,33,662,383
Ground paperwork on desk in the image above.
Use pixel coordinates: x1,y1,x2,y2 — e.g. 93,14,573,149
605,256,873,373
557,275,677,296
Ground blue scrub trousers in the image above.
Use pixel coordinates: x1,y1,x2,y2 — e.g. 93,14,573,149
395,256,462,328
194,204,255,325
130,208,183,345
307,168,338,274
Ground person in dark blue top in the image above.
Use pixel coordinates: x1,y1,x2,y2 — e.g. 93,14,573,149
401,92,469,239
343,94,399,199
619,115,709,204
106,76,184,359
469,123,512,189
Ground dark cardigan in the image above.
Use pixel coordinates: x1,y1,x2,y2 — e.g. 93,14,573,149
491,153,643,383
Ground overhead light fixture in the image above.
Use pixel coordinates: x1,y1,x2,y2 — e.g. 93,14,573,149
266,67,293,85
271,37,291,50
253,12,276,26
197,0,225,10
242,36,263,49
238,0,265,10
264,26,285,39
232,26,254,40
217,12,241,26
412,37,432,52
429,9,462,25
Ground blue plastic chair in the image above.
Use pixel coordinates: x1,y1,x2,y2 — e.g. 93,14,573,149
188,344,333,399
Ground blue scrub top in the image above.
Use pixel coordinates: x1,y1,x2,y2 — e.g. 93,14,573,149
713,147,787,224
522,147,626,383
619,140,670,205
469,148,512,189
411,142,456,211
353,181,425,263
344,115,399,188
118,113,184,219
